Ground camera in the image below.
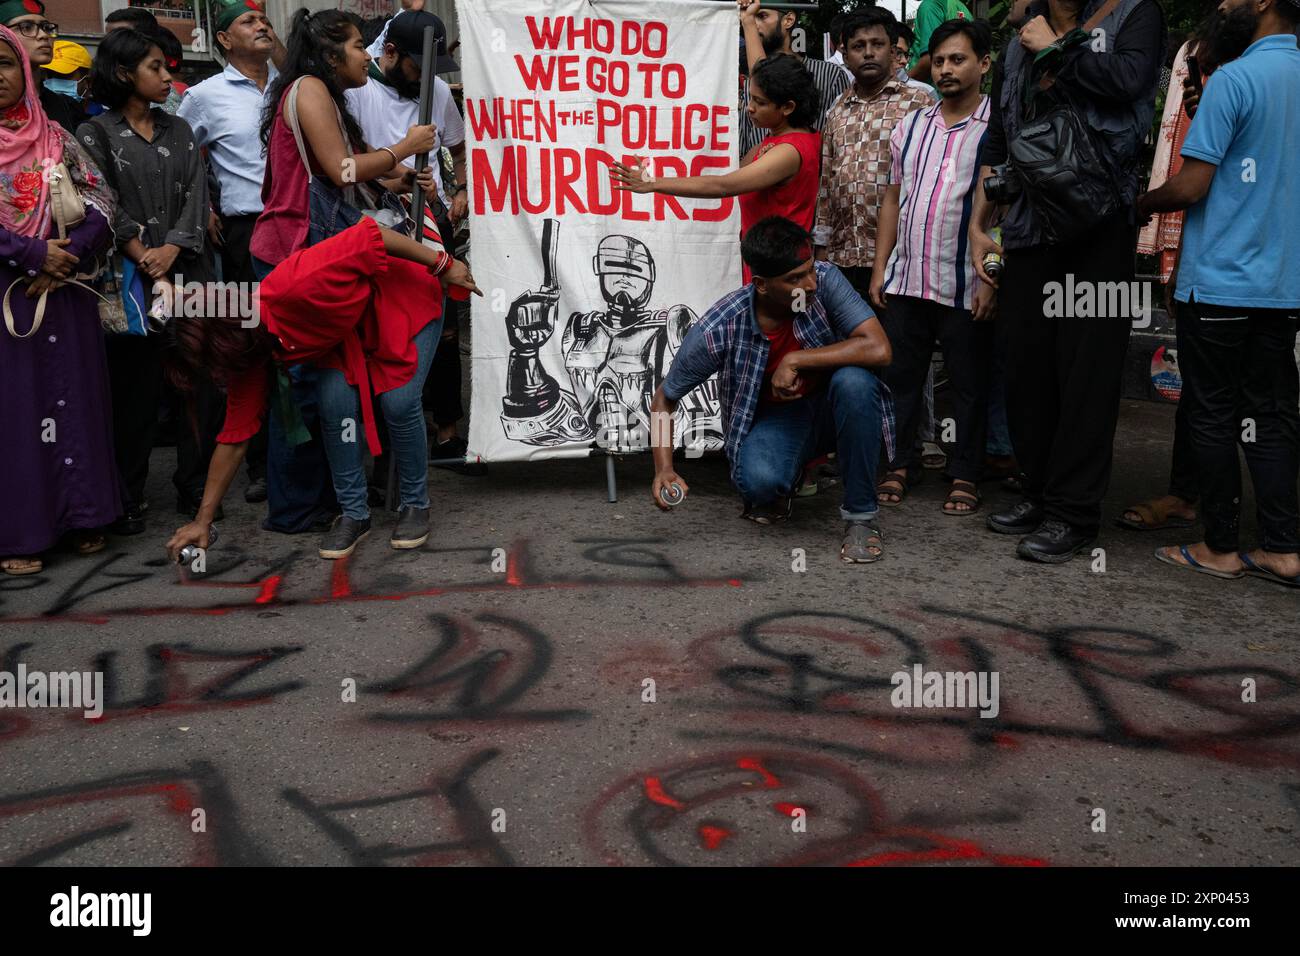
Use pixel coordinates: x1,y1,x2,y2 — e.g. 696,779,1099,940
983,164,1022,205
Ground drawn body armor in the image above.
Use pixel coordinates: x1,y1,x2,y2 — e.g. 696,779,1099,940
501,235,721,450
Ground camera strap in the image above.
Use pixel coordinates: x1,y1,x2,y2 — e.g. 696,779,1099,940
1028,0,1126,97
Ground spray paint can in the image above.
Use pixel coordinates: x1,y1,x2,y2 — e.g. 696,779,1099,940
177,526,218,565
659,482,686,507
982,227,1004,281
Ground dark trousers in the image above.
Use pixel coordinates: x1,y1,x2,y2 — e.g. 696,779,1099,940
837,265,872,304
106,332,223,506
879,294,991,482
1168,387,1199,503
221,212,267,482
1175,299,1300,554
251,256,338,533
424,294,464,428
999,213,1134,534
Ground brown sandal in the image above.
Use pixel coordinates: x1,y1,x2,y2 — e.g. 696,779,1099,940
2,556,43,576
1116,496,1197,532
942,480,981,516
876,468,915,506
69,532,107,556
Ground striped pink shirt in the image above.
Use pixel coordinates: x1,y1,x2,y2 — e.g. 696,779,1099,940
882,96,990,311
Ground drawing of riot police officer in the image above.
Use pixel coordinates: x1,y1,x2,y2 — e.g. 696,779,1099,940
501,229,721,450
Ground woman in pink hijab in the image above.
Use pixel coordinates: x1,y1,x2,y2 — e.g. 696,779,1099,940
0,25,121,574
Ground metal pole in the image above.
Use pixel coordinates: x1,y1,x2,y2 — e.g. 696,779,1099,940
410,24,437,239
606,454,617,503
400,27,438,509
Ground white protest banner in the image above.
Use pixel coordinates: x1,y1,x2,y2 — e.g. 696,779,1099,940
457,0,739,463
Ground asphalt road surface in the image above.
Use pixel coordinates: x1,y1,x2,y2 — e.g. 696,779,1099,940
1,399,1296,867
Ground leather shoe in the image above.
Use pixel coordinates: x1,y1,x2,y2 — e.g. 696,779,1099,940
1016,519,1097,564
244,477,268,503
390,506,430,549
986,499,1043,535
110,502,149,536
319,515,371,559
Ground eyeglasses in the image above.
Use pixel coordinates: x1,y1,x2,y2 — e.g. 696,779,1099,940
13,21,59,38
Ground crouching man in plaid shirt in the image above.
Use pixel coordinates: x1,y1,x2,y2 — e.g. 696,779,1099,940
648,216,896,563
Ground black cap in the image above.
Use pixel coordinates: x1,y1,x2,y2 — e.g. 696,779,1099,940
385,10,458,75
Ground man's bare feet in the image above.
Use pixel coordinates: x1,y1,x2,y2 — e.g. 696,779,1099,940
1242,549,1300,580
1156,541,1243,575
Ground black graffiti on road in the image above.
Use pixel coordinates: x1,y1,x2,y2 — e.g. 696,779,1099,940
282,749,512,866
0,761,269,866
365,613,590,723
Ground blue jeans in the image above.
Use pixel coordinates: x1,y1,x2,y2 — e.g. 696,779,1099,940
252,256,338,533
733,366,883,522
316,317,441,520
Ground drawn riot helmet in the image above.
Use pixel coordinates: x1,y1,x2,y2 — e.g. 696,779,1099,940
594,235,656,324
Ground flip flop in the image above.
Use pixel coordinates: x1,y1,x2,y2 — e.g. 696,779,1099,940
1154,545,1244,580
1239,553,1300,589
1116,500,1196,532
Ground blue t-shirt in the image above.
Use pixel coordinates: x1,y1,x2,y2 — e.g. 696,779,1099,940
1175,34,1300,309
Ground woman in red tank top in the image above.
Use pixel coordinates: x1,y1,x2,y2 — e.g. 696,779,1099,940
251,9,440,270
610,54,822,282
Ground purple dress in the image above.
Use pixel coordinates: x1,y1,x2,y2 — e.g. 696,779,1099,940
0,208,122,557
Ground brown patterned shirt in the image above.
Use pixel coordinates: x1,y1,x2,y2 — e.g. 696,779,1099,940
813,80,934,270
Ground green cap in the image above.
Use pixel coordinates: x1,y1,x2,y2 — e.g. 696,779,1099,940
0,0,46,26
213,0,264,34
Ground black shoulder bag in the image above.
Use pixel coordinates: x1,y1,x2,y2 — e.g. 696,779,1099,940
1007,0,1127,244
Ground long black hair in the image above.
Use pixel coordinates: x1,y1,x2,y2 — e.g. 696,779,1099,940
88,28,163,109
260,8,366,152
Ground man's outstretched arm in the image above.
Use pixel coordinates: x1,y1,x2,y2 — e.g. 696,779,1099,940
650,320,722,510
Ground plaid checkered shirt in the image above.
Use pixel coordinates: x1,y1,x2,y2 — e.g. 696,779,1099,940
813,79,935,269
662,262,896,480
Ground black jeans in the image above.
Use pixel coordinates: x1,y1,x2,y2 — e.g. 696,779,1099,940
106,332,223,507
999,213,1135,534
1176,299,1300,554
1167,371,1199,503
220,212,267,481
879,294,991,482
251,256,339,533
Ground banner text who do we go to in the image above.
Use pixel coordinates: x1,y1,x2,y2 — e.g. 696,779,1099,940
456,0,740,464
